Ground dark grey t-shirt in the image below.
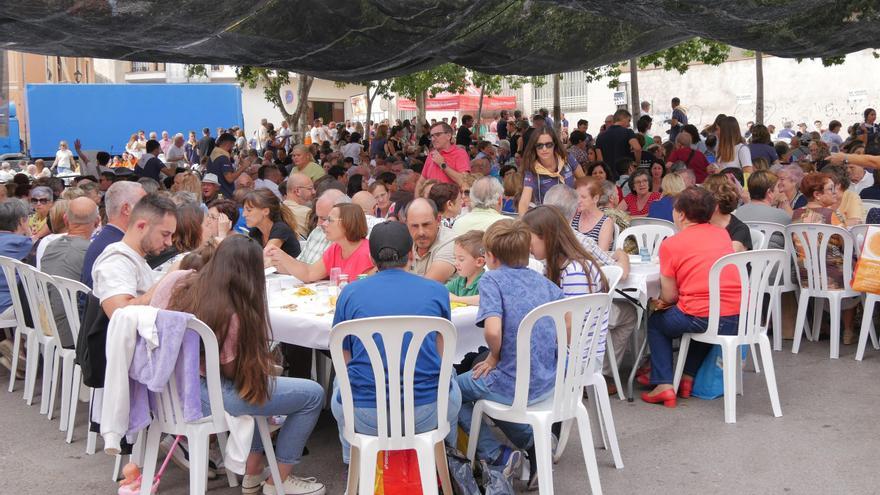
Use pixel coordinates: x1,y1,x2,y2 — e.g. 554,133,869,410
40,235,90,348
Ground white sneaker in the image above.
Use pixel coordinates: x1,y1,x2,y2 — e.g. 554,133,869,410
262,475,326,495
241,469,269,494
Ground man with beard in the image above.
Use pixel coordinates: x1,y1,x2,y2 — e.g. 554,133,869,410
92,194,177,318
406,198,457,283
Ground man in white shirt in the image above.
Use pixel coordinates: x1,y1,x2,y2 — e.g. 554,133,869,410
92,194,177,318
310,118,330,144
351,191,386,236
164,133,187,168
849,163,874,195
277,120,293,152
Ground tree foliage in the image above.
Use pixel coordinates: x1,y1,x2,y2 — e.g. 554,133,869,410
388,63,469,100
638,38,731,73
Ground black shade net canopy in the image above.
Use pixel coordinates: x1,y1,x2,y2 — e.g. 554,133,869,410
1,1,878,81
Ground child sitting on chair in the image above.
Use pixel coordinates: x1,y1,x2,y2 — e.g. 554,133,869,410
446,230,486,306
456,220,563,485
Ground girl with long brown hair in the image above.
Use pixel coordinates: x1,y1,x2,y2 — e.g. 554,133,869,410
715,116,754,173
163,235,326,494
242,188,301,258
517,126,585,215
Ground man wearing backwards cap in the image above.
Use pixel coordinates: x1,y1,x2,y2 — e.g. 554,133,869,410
329,221,462,465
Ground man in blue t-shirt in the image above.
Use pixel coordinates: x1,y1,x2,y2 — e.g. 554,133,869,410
207,133,248,199
330,221,461,465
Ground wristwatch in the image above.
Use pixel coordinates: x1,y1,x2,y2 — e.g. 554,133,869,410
440,162,447,170
843,156,849,165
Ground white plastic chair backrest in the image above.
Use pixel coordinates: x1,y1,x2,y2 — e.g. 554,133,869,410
749,229,766,251
705,250,786,341
15,263,49,338
151,317,227,431
0,256,30,330
744,221,785,250
510,293,611,420
599,265,623,292
51,276,90,345
862,199,880,211
611,221,620,248
849,224,869,252
29,269,66,350
615,224,675,256
629,217,677,231
329,316,457,444
785,223,856,292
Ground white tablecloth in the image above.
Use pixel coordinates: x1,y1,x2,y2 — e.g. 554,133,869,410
267,264,660,363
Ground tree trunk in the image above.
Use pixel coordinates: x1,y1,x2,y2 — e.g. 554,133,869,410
416,91,427,137
365,84,374,131
755,51,764,125
629,58,640,124
552,73,561,133
476,86,485,137
290,73,314,144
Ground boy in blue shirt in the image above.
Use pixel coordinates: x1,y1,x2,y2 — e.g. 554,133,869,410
331,221,461,465
456,220,563,477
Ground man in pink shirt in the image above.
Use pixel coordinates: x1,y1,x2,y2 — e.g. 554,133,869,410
418,122,471,191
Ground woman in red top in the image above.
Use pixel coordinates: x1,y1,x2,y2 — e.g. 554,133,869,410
619,169,661,217
265,203,375,282
641,186,742,408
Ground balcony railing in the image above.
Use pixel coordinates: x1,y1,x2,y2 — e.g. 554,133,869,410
129,62,165,73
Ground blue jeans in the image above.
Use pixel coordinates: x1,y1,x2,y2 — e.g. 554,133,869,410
200,376,324,465
330,379,462,464
647,305,740,385
456,371,551,462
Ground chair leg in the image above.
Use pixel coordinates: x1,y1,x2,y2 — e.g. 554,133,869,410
758,336,783,418
856,296,875,361
435,441,454,495
749,342,762,374
24,335,40,404
672,335,691,392
357,444,379,495
256,418,286,495
810,298,825,342
532,420,557,495
594,382,624,469
85,388,97,455
66,365,81,443
188,432,209,495
113,455,123,482
215,432,239,488
586,391,607,450
721,344,738,424
553,418,574,463
772,289,783,352
414,442,440,495
604,339,625,401
574,406,603,495
828,297,841,359
60,356,73,430
139,426,162,494
8,328,21,392
465,403,484,465
40,343,56,415
48,349,61,420
345,446,360,495
792,293,810,354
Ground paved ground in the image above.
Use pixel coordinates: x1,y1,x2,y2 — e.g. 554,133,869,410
1,340,878,494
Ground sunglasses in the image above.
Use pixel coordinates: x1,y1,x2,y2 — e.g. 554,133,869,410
535,142,555,150
430,132,449,138
31,198,51,204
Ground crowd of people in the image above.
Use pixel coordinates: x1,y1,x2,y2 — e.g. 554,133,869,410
1,97,879,493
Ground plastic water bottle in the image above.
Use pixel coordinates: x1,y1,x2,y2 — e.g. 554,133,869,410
329,267,342,286
639,247,651,263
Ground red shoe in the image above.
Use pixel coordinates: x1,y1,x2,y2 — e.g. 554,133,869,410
636,373,650,387
678,377,694,399
641,388,677,408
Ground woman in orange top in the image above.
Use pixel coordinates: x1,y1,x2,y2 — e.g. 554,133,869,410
641,186,741,408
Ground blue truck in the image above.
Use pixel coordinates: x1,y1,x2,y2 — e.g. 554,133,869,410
21,83,244,159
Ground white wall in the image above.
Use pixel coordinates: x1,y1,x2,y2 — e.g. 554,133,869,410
241,79,365,134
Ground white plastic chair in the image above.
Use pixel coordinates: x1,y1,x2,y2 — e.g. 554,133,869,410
466,294,610,495
330,316,457,495
745,221,800,351
856,293,880,361
629,217,677,231
138,318,246,495
14,261,58,411
615,224,675,257
0,256,36,396
849,224,869,249
786,223,860,359
556,266,624,470
861,199,880,211
51,275,92,442
673,250,786,424
749,229,766,251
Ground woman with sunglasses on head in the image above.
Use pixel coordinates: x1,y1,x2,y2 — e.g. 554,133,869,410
265,203,375,283
517,127,585,215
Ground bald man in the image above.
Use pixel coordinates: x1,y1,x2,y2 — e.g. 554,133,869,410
283,173,315,239
41,197,102,347
406,198,457,283
297,189,350,265
351,190,386,236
